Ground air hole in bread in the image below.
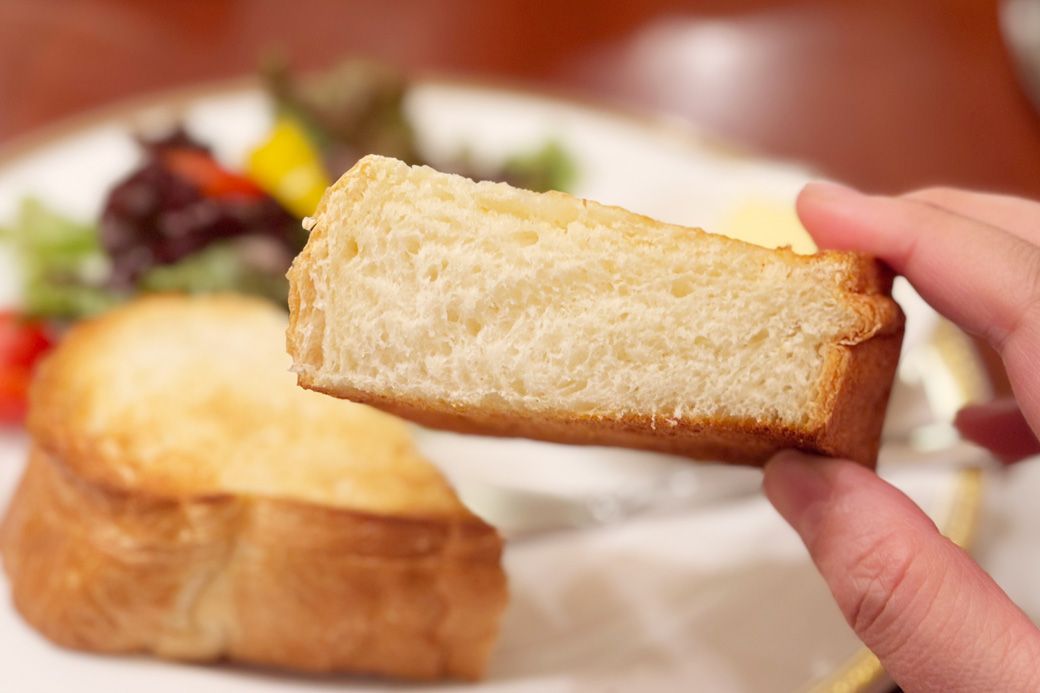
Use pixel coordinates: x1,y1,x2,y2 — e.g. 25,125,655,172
513,230,539,247
748,328,770,346
670,278,694,298
558,379,588,395
343,238,359,260
480,198,530,219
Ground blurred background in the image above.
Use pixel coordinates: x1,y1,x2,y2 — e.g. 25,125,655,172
2,0,1040,197
5,0,1038,396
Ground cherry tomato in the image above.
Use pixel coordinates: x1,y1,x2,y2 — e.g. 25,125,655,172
0,368,32,424
161,149,266,200
0,312,55,424
0,311,53,367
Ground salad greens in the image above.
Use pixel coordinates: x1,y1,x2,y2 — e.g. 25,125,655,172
0,198,292,320
0,199,119,319
263,57,579,192
264,57,421,171
100,130,301,287
1,57,582,326
139,240,289,304
502,140,579,196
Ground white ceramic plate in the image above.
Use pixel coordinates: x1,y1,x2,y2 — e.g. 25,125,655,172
0,79,994,692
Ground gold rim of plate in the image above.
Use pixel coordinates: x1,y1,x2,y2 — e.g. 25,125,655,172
0,76,993,693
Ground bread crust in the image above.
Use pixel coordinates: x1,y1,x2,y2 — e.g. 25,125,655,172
1,446,506,680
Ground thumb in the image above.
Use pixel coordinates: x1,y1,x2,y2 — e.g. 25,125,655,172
763,451,1040,693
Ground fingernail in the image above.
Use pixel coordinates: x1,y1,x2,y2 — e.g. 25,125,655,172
763,451,835,542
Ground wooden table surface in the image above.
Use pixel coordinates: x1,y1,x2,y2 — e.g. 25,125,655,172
3,0,1040,198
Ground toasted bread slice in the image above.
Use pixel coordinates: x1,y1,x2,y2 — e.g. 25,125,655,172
287,155,904,466
1,294,506,681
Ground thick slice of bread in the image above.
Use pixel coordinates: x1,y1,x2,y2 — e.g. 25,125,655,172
0,294,506,681
287,155,904,466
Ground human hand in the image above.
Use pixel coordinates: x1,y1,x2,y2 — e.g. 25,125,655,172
764,183,1040,692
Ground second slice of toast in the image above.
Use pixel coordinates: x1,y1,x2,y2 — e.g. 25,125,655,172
2,294,506,681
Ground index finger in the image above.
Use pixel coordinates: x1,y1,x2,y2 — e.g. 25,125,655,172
905,187,1040,245
797,181,1040,352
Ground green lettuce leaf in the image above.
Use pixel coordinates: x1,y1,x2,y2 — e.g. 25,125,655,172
0,198,120,319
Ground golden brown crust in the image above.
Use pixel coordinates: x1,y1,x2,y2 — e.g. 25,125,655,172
1,447,506,680
811,259,904,465
814,330,903,465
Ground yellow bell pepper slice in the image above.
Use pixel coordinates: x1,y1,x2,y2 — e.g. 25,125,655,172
247,118,330,219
